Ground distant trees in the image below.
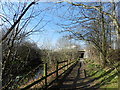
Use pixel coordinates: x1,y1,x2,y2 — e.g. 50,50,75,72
39,37,81,65
54,37,81,62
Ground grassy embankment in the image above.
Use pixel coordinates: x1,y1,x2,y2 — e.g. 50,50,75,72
85,59,118,89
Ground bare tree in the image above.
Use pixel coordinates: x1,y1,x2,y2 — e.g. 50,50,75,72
0,1,51,89
56,1,119,65
56,1,120,88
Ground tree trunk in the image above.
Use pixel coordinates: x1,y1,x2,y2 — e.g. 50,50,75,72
100,2,107,67
101,54,107,67
117,34,120,90
116,33,120,49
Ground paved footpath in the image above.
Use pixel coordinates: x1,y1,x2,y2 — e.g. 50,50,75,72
48,61,94,90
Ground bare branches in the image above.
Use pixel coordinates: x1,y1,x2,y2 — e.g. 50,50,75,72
0,2,36,43
64,1,119,35
56,1,120,67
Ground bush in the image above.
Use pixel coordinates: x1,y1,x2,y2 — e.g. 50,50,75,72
107,49,120,64
2,41,43,89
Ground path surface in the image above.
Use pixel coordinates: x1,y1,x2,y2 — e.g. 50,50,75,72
48,61,96,89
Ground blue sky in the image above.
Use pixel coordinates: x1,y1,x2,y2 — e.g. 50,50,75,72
0,2,87,49
28,2,79,49
27,1,120,49
26,2,88,49
1,1,119,50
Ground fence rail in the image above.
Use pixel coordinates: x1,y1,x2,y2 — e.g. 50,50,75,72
21,60,77,90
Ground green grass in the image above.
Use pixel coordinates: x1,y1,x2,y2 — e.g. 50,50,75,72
85,59,118,89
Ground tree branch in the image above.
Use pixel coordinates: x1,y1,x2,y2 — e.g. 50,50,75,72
0,2,36,43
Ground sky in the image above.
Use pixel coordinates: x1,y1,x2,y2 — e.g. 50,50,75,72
2,1,119,49
26,2,86,49
0,2,70,49
27,2,70,48
1,0,120,2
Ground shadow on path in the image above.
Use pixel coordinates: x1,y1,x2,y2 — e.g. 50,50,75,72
48,61,118,90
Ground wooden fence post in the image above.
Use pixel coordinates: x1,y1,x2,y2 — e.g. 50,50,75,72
44,63,47,87
67,60,68,69
64,61,65,71
84,69,86,78
56,61,58,80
